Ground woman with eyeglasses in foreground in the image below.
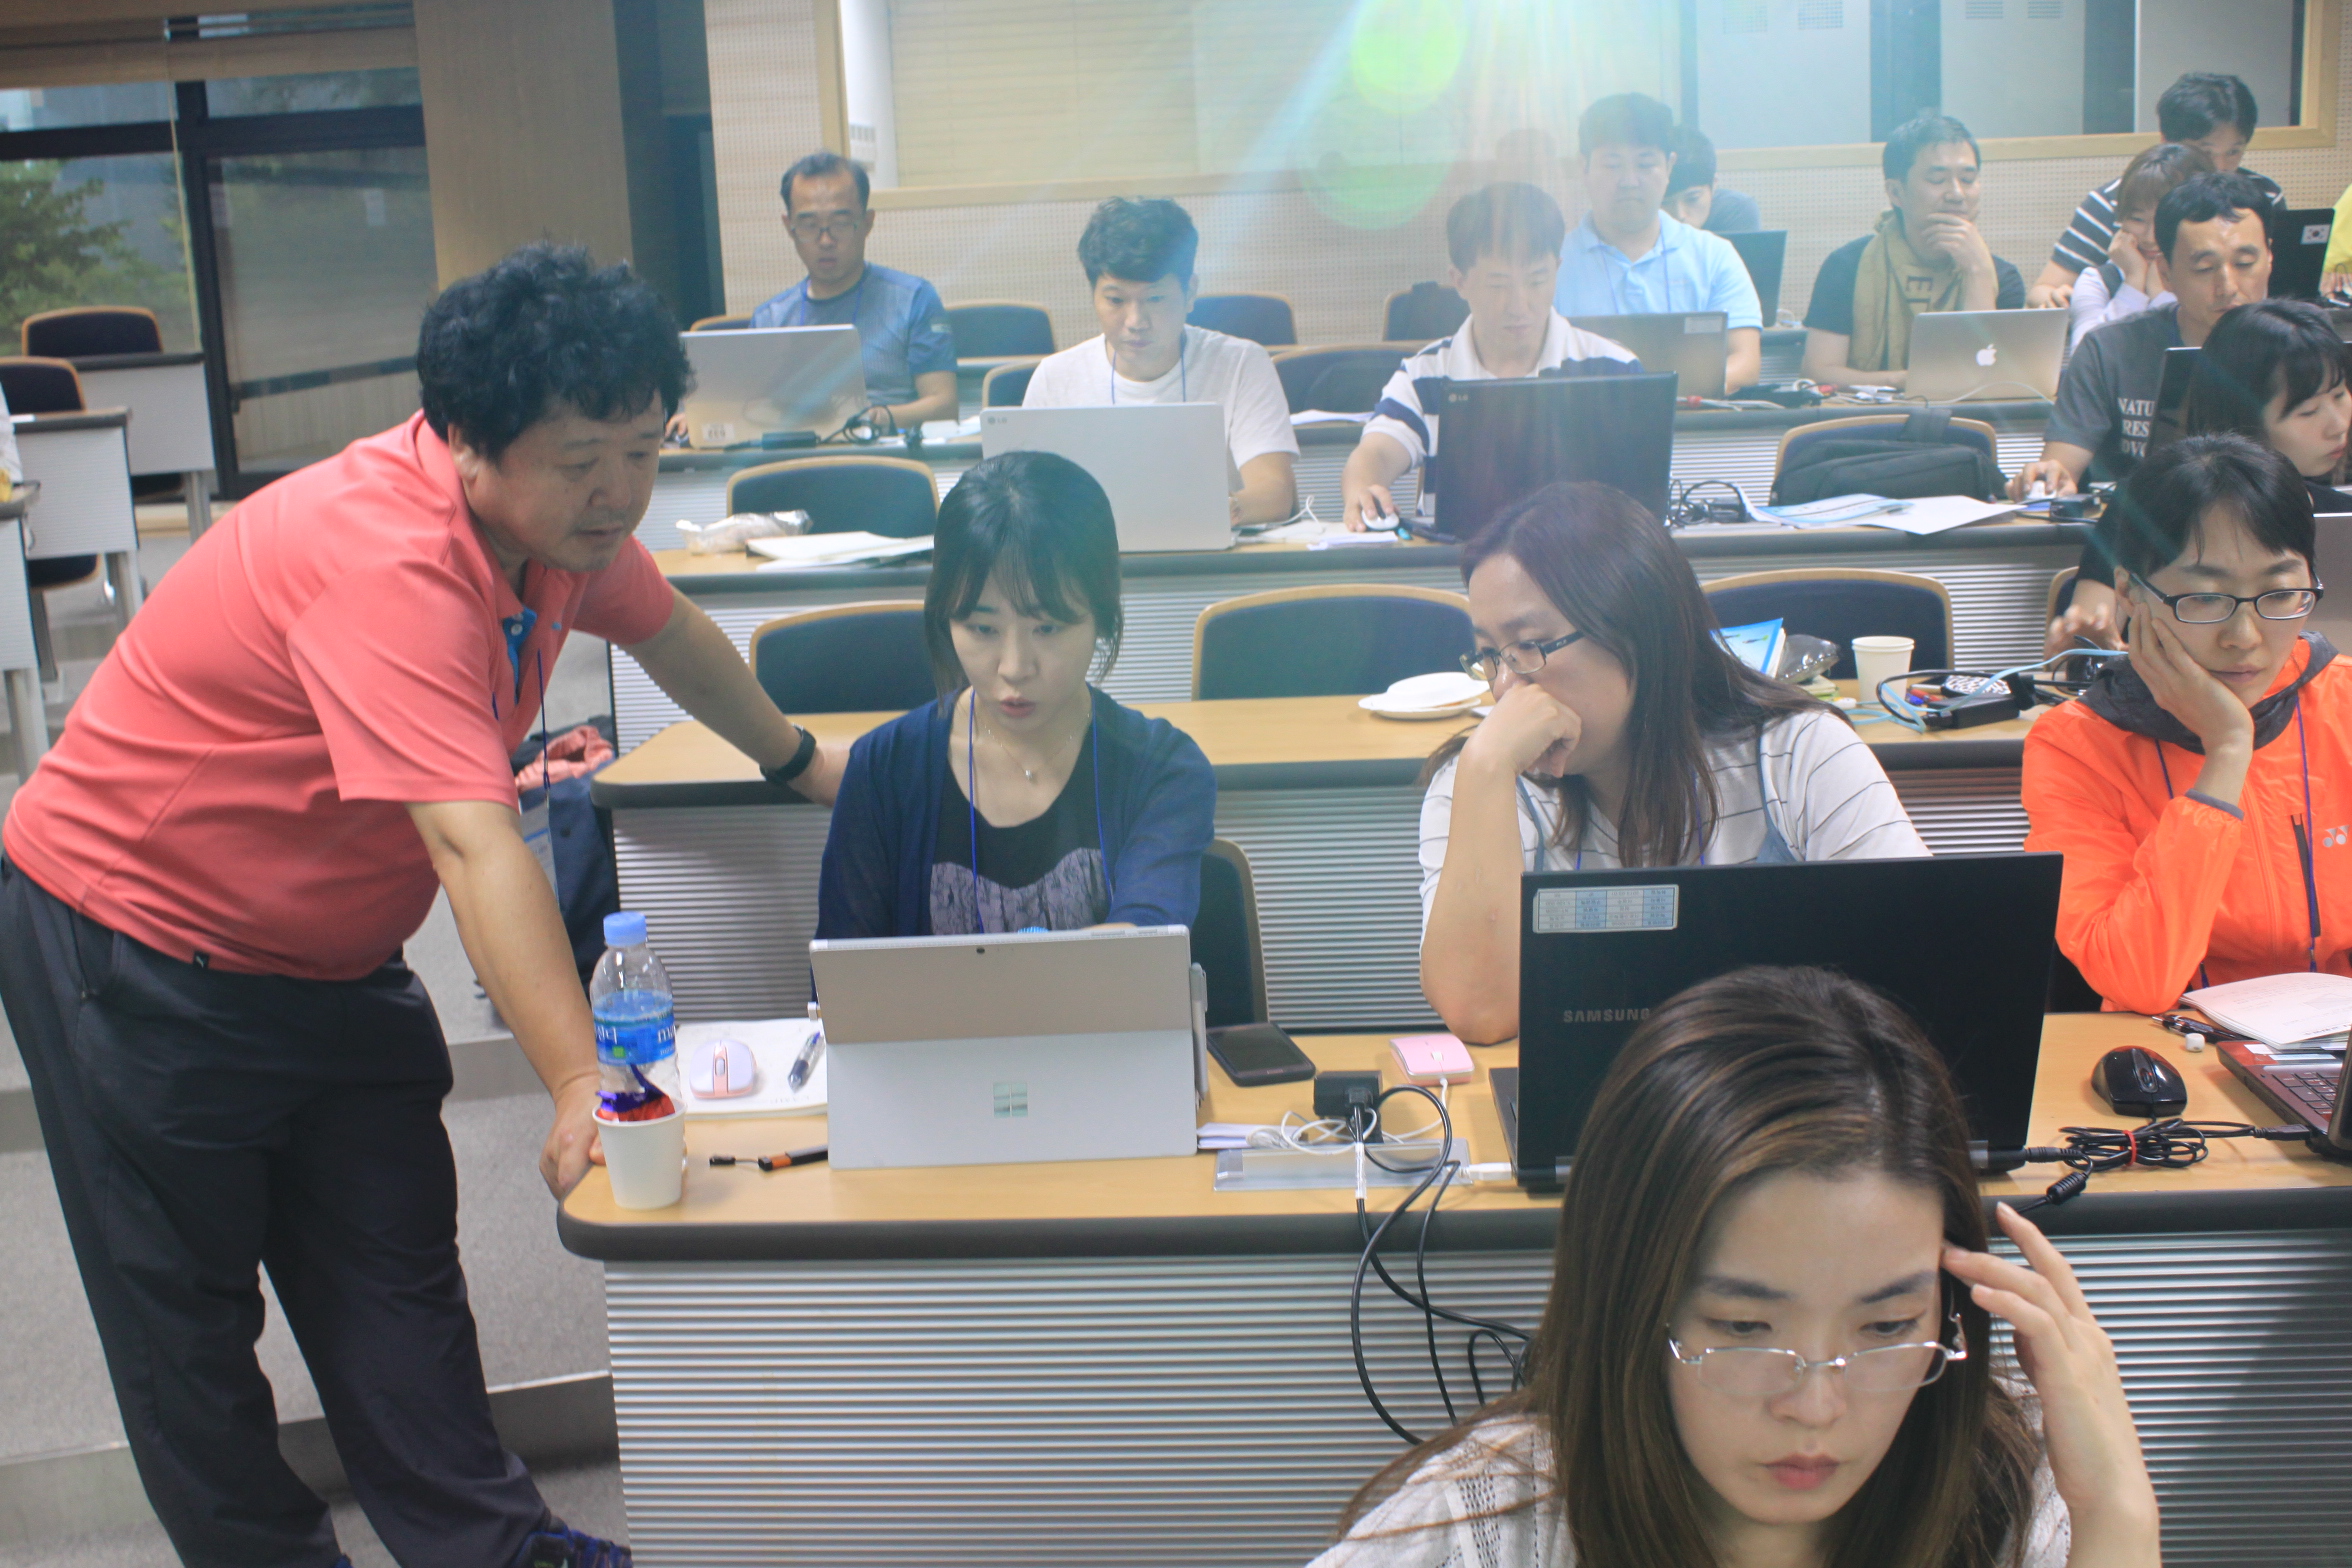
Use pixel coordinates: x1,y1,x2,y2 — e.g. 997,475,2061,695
1418,482,1927,1045
2026,433,2351,1014
1314,965,2157,1568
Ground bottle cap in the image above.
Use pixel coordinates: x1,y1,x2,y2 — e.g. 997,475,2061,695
604,911,648,947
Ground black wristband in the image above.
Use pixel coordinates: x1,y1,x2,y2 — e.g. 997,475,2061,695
761,724,819,789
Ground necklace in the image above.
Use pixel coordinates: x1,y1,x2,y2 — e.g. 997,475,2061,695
974,699,1086,784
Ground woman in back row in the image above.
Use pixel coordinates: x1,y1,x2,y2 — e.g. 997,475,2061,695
1417,482,1929,1045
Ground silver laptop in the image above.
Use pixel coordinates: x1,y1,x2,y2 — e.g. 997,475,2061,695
2311,513,2352,649
1906,309,2067,402
1566,312,1728,399
675,325,866,449
810,927,1204,1170
979,403,1233,552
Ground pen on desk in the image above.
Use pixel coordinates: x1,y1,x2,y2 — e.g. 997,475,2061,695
709,1145,830,1170
787,1024,825,1092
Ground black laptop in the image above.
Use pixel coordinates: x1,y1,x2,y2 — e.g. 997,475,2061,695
2148,343,2199,451
2268,207,2337,301
2221,1039,2352,1158
1429,371,1677,541
1724,229,1788,322
1503,855,2063,1189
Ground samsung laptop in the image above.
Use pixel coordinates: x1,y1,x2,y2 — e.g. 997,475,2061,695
1505,855,2062,1189
809,927,1204,1170
2268,207,2336,301
980,403,1233,553
1566,311,1729,399
1906,309,2067,403
676,325,866,449
1430,371,1677,541
1724,230,1788,323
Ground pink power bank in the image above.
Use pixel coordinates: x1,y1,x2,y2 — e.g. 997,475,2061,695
1390,1033,1475,1084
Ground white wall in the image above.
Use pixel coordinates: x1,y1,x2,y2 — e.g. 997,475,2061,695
2137,0,2295,134
1941,0,2085,139
1694,0,1872,150
836,0,897,189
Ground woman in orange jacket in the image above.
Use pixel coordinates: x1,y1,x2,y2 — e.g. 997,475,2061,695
2024,433,2350,1013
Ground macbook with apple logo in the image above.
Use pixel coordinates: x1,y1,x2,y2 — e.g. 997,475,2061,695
1905,309,2067,404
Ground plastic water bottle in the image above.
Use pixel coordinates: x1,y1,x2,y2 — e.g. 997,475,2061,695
590,911,679,1118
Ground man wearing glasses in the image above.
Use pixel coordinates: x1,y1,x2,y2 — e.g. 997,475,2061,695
748,149,959,434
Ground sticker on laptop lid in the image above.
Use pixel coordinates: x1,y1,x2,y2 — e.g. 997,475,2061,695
1533,885,1679,933
1683,315,1716,334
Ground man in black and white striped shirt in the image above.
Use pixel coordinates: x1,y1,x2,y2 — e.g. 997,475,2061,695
2026,72,2283,309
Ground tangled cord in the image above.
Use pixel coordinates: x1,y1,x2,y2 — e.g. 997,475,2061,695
2002,1119,2307,1211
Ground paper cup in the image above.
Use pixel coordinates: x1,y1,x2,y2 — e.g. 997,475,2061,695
1851,635,1917,709
596,1105,686,1210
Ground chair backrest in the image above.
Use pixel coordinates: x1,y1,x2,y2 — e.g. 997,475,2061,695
1703,568,1954,678
980,359,1041,407
688,313,752,331
1382,282,1469,343
1271,344,1412,415
749,602,936,715
727,456,940,539
1193,585,1475,700
0,357,85,415
22,306,163,359
1773,412,2000,479
2047,566,2081,623
1188,293,1296,347
1192,839,1268,1030
944,301,1054,359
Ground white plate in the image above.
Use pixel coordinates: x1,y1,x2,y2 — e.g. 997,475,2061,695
1359,693,1484,720
1382,671,1487,706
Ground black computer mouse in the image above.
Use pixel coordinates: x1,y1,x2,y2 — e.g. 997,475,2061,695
2094,1045,2188,1119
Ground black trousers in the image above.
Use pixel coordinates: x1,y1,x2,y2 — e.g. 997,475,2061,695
0,860,549,1568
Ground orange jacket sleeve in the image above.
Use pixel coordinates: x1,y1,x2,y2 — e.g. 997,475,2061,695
2023,717,2244,1014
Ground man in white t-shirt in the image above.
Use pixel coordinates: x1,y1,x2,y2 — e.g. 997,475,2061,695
1022,197,1298,525
1342,182,1643,530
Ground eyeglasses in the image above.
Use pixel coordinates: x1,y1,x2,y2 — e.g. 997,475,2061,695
1462,629,1585,684
1665,1311,1968,1397
787,214,864,241
2130,573,2323,624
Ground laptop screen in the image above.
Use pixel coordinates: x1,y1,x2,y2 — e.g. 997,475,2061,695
1431,371,1677,541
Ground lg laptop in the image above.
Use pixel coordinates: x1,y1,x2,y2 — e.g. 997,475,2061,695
675,325,866,449
980,403,1233,553
1566,311,1729,399
1906,309,2067,402
809,927,1203,1170
2147,344,2200,451
2268,207,2336,301
2220,1035,2352,1158
1505,855,2063,1189
1724,230,1789,323
1431,371,1678,540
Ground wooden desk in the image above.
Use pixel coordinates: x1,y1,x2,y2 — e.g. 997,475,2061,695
593,693,2039,1029
559,1016,2352,1566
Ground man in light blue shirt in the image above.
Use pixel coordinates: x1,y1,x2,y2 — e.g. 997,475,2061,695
1554,94,1763,391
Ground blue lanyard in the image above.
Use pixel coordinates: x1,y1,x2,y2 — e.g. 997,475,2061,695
492,598,551,792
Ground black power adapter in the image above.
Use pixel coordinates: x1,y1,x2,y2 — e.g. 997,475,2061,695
1314,1070,1384,1143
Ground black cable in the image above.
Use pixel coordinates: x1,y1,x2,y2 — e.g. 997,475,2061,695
1991,1120,2308,1211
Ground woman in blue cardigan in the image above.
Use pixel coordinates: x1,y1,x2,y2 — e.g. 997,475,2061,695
817,450,1216,936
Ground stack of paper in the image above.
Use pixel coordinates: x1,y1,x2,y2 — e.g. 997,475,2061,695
2182,972,2352,1049
748,531,933,569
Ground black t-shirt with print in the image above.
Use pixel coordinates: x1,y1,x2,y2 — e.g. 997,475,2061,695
929,739,1108,934
2046,303,2183,485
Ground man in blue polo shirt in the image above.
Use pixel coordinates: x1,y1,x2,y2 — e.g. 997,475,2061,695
1553,93,1762,392
750,150,958,434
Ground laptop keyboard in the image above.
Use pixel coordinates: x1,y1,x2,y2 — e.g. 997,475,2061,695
2270,1066,2341,1123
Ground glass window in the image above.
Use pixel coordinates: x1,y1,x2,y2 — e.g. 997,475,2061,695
210,145,436,473
0,83,175,132
0,154,197,353
206,68,423,118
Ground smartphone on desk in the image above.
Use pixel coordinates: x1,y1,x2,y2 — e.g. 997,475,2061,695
1208,1023,1316,1086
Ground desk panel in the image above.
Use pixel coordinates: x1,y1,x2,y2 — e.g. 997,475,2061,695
73,357,213,474
568,1020,2352,1566
14,415,136,559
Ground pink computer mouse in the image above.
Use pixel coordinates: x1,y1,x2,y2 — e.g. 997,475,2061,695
688,1037,758,1099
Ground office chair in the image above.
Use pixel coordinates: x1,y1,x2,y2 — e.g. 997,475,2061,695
944,301,1054,361
980,360,1041,407
727,456,940,539
21,306,163,359
688,314,752,331
1192,585,1474,701
0,356,102,681
1381,282,1469,344
2047,565,2081,624
1187,293,1296,347
749,601,936,715
1192,839,1269,1030
1703,568,1954,679
1270,345,1414,415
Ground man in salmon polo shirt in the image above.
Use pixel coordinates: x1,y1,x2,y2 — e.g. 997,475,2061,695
0,244,836,1568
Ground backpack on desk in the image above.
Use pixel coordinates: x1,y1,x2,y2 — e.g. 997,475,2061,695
1770,408,2005,505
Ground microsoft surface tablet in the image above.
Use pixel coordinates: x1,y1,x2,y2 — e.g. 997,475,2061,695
1511,854,2061,1188
980,403,1233,553
676,325,866,448
1906,309,2066,403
